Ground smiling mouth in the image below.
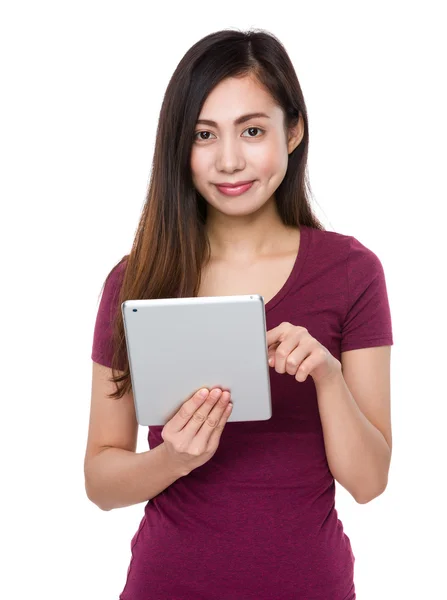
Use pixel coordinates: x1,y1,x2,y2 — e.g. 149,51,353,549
214,181,255,196
216,180,254,188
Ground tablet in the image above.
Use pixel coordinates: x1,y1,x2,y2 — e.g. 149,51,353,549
121,295,272,426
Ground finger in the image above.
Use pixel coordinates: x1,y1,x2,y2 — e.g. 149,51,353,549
295,355,313,382
265,322,288,348
265,325,280,348
207,395,233,446
273,337,302,374
168,387,210,432
284,347,309,376
183,388,229,437
267,344,279,367
192,390,231,445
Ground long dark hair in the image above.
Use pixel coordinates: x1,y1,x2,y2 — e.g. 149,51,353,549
100,27,325,399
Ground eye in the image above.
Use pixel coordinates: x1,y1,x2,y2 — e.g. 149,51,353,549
194,131,215,142
241,127,265,138
193,127,265,142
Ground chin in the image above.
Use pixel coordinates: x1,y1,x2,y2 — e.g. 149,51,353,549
218,201,268,217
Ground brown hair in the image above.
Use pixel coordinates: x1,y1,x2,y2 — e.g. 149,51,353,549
100,27,325,399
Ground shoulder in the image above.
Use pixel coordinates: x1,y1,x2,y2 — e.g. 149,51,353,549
304,225,352,262
307,226,383,268
102,256,128,296
106,256,128,283
94,257,129,318
344,234,387,281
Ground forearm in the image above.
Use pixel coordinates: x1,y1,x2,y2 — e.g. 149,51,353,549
84,443,186,511
314,370,391,503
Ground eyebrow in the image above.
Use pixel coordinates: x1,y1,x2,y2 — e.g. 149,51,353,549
196,112,271,127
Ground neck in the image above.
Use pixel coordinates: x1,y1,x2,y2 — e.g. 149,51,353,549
205,197,297,263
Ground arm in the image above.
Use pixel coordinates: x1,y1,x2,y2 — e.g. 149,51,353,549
314,346,392,504
84,361,187,511
85,443,186,511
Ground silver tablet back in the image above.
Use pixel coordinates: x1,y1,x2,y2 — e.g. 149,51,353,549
121,295,272,426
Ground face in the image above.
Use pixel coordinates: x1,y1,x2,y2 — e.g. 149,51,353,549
190,75,303,219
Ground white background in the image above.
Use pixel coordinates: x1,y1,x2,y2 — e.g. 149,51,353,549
2,1,446,598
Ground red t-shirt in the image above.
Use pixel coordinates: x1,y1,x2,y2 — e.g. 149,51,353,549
91,224,393,599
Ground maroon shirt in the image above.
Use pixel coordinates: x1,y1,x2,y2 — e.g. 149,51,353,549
91,225,393,599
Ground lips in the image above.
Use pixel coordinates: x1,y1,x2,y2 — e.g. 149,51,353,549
216,180,254,188
215,181,255,196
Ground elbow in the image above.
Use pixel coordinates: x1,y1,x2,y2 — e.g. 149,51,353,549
85,485,104,511
84,474,113,512
354,493,375,505
85,486,113,511
354,477,388,505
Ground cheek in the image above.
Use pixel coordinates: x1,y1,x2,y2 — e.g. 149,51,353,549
256,142,288,178
190,151,200,178
190,153,208,189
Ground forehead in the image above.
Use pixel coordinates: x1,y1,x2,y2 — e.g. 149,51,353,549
197,76,280,121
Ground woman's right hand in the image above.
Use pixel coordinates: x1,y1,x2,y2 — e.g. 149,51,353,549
161,387,233,476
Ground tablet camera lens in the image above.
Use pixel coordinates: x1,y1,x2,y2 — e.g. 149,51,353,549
133,309,137,312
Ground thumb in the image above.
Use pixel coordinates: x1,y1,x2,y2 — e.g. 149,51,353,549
267,341,280,367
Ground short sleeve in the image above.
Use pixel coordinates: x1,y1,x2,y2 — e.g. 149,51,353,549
341,237,394,352
91,261,126,369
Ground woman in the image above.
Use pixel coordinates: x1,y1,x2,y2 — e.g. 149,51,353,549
85,28,393,600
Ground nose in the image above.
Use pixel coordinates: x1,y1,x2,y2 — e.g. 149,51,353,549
215,136,246,173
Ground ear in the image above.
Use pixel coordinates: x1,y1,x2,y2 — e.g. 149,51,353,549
287,112,304,154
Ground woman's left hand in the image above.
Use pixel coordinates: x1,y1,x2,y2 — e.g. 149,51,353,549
266,322,341,385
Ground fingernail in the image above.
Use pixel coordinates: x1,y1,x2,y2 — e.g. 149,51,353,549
199,388,208,397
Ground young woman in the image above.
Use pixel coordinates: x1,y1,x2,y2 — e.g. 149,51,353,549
85,28,393,600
